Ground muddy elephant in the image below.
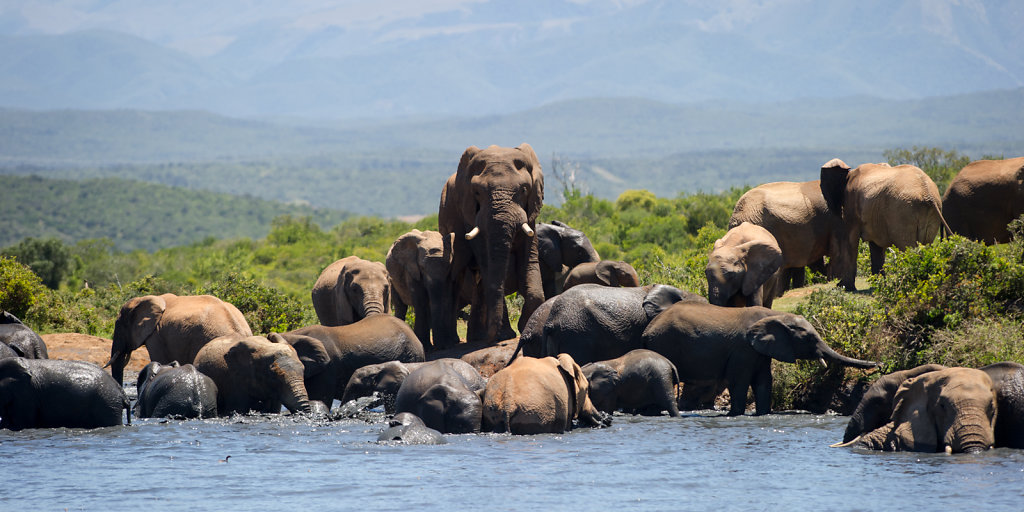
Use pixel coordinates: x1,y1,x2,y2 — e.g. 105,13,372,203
0,358,129,430
107,293,252,385
706,222,784,308
340,358,483,412
537,221,600,299
377,412,447,445
482,354,611,434
312,256,391,327
511,284,706,365
563,260,640,292
729,173,841,297
835,367,997,453
642,302,877,416
942,157,1024,244
134,361,218,419
393,359,486,434
438,143,545,343
821,159,948,290
0,311,48,359
193,335,313,415
269,315,425,409
386,229,460,350
582,349,680,416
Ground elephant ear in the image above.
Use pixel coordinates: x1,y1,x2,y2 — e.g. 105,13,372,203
537,224,563,272
643,284,686,320
276,334,330,378
517,143,544,224
555,354,586,420
747,316,797,363
595,261,617,286
889,375,938,451
819,158,851,214
387,231,423,283
129,295,166,350
740,241,784,297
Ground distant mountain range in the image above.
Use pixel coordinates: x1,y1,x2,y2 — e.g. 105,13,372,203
1,1,1022,118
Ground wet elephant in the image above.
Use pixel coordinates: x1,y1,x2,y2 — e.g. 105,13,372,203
377,413,447,445
582,349,680,416
393,359,486,434
134,361,219,419
0,358,129,430
0,311,48,359
438,144,545,343
340,358,483,413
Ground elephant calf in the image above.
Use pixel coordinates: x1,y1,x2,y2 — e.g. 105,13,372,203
135,361,218,419
341,358,483,413
582,349,680,416
377,413,447,445
0,311,49,359
705,222,783,308
393,359,486,434
194,335,313,416
0,358,129,430
562,260,640,292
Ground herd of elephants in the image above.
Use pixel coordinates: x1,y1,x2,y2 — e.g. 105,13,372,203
1,144,1023,454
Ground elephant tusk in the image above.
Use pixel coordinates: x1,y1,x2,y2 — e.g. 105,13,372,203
819,357,828,368
465,226,480,240
945,445,953,455
521,223,535,237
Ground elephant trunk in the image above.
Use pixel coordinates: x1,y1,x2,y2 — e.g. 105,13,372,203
817,343,877,369
480,217,517,342
106,323,131,386
947,413,995,453
361,292,387,317
274,358,313,414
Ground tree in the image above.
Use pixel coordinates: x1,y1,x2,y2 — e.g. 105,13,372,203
883,146,970,195
1,237,73,289
0,256,46,318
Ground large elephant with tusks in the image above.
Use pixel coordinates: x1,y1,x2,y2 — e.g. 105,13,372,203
439,144,545,343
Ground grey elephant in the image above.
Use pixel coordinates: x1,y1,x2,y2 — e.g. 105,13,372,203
386,229,460,350
834,367,996,453
269,314,425,409
438,143,545,343
536,221,600,299
193,335,313,415
393,359,486,434
312,255,391,327
0,358,129,430
377,412,447,445
562,260,640,292
582,349,680,416
134,361,219,419
942,157,1024,244
706,222,783,308
642,302,877,416
511,283,707,366
0,343,18,360
107,293,253,385
0,311,49,359
482,354,611,434
820,159,948,290
729,172,841,297
340,358,484,412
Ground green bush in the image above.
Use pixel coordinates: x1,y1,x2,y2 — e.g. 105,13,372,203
1,237,74,289
0,256,47,318
195,272,313,335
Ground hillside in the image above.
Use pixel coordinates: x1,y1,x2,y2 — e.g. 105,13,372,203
0,175,350,251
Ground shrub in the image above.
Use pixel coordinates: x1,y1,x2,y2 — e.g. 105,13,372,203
195,272,313,335
920,317,1024,368
0,256,47,318
1,237,74,289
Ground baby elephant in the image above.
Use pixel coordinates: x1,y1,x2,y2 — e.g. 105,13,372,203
393,359,486,434
341,358,484,413
563,260,640,292
135,361,219,419
377,412,447,445
0,358,129,430
582,349,680,416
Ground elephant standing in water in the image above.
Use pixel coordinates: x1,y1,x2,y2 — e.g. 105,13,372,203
312,256,391,327
835,367,997,453
107,294,252,385
0,358,129,430
134,361,219,419
582,349,680,416
642,302,877,416
562,260,640,292
193,335,314,416
439,144,545,343
0,311,48,359
536,221,600,299
820,159,948,290
942,157,1024,244
705,222,783,308
386,229,460,350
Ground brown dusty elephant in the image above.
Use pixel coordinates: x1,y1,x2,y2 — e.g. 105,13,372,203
834,367,996,453
481,354,610,434
729,174,840,297
821,159,948,291
842,363,947,443
107,293,252,385
193,335,313,416
438,143,545,343
942,157,1024,244
386,229,460,350
536,221,600,299
562,260,640,292
641,302,877,416
706,222,784,308
269,315,425,409
311,256,391,327
581,349,680,416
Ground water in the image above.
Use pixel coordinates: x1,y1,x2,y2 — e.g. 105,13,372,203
2,411,1023,511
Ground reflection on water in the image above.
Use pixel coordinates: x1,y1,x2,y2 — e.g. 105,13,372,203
2,411,1023,511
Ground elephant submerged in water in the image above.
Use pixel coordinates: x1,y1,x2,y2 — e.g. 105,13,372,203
393,359,486,434
0,358,130,430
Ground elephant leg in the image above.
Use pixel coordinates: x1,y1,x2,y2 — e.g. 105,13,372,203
869,241,886,275
752,365,773,416
726,375,753,416
789,267,806,289
393,296,409,323
411,288,433,351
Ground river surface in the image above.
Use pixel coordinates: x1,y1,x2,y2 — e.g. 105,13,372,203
2,409,1023,511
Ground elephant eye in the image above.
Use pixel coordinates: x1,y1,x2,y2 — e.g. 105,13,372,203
513,159,528,171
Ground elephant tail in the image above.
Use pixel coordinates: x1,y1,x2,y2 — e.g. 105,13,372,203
932,199,953,239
